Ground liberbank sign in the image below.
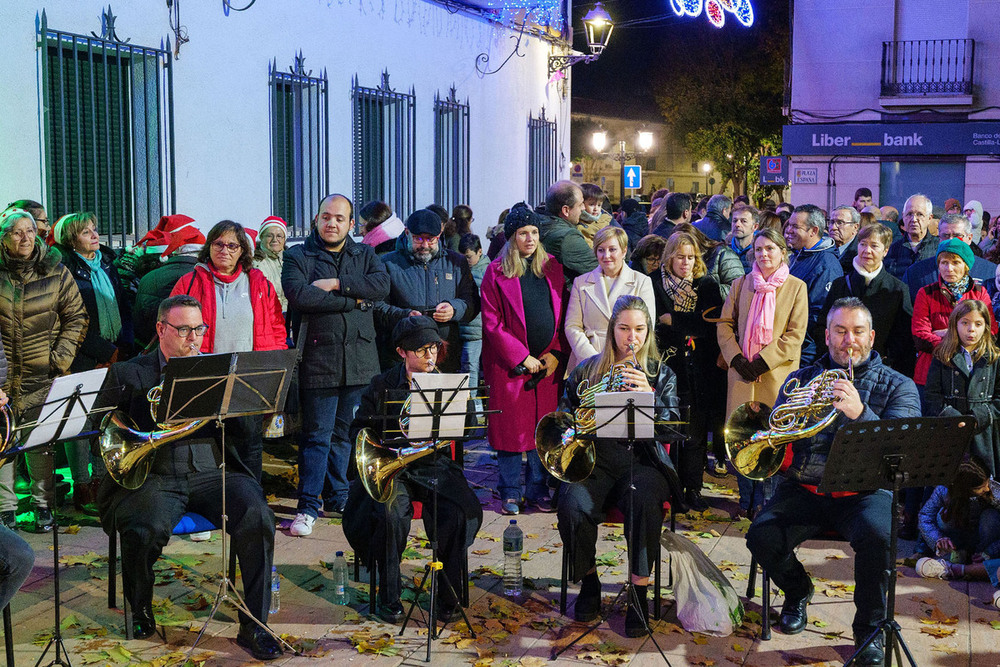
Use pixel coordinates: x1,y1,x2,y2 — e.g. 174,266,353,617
783,122,1000,156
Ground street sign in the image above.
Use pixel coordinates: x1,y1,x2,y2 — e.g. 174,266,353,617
760,155,787,185
793,167,818,185
624,165,642,190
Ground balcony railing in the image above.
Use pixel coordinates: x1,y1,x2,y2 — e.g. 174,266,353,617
881,39,974,96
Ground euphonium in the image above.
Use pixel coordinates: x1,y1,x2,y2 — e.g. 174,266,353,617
99,383,211,490
724,357,853,480
535,344,641,483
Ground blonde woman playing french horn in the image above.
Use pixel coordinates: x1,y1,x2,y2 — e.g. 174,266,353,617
556,295,684,637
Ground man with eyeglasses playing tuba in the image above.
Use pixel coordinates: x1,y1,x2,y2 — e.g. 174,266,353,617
96,295,281,661
744,298,920,666
342,315,482,625
552,295,685,637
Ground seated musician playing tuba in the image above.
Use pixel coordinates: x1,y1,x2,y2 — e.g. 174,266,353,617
745,298,920,666
342,316,482,624
555,295,685,637
96,295,281,660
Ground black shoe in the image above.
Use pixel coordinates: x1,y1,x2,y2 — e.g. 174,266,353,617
684,490,710,512
707,461,729,479
323,500,346,517
574,573,601,622
131,608,156,640
0,511,16,531
236,625,283,661
436,601,462,624
778,583,814,635
854,631,885,666
624,585,649,638
30,508,53,533
375,599,405,624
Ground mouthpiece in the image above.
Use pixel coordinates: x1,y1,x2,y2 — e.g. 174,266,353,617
188,343,198,351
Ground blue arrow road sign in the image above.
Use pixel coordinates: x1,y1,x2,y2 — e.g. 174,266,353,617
624,165,642,190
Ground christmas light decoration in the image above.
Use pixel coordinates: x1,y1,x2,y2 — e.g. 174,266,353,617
670,0,754,27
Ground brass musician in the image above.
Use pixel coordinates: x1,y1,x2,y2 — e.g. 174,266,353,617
342,316,482,624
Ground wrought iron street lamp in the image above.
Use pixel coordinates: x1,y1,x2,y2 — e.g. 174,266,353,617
549,3,614,76
592,130,654,205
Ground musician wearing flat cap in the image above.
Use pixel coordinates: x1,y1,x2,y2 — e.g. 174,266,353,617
745,297,920,666
96,295,281,661
554,294,684,638
343,315,482,625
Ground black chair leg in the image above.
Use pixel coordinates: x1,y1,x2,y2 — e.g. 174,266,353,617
3,603,13,667
560,541,570,617
761,568,771,641
746,555,757,599
108,530,118,609
653,543,662,621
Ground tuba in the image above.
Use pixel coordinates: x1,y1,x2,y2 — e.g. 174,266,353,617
724,358,853,480
99,384,210,489
535,344,641,483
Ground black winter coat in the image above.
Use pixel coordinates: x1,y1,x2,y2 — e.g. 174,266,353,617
282,231,390,389
133,254,198,348
818,267,914,375
925,353,1000,476
704,244,744,301
58,244,134,371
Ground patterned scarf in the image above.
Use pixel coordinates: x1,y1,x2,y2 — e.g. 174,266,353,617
942,273,971,303
662,271,697,313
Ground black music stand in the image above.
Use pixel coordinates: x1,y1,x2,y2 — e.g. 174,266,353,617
154,350,299,657
817,416,973,667
551,394,682,665
8,369,118,667
367,373,480,663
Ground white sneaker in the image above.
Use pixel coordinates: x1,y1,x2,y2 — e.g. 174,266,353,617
916,557,951,579
188,531,212,542
992,590,1000,610
290,513,316,537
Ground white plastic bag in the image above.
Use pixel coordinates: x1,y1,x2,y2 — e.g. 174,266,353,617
662,531,744,636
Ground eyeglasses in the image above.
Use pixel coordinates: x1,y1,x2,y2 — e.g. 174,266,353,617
211,241,241,253
412,343,440,357
828,219,857,228
161,321,210,337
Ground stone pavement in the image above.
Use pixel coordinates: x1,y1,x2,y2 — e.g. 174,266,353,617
5,440,1000,666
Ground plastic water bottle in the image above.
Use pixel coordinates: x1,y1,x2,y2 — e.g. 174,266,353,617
503,519,523,597
332,551,350,605
269,566,280,614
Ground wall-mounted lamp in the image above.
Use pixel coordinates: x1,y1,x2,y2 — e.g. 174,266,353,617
548,3,614,76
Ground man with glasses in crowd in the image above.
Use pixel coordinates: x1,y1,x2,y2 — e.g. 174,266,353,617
343,316,482,624
97,295,282,660
375,209,480,373
829,205,861,273
282,194,390,536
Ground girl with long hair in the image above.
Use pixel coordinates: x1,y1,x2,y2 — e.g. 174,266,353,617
557,295,684,637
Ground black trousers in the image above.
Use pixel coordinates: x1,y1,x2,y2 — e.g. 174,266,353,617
345,476,467,607
746,480,891,639
103,470,276,625
557,442,671,581
226,415,265,482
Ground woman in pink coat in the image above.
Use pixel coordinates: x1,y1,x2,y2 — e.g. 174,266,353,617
481,204,568,515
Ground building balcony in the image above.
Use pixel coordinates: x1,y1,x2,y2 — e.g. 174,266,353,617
880,38,974,107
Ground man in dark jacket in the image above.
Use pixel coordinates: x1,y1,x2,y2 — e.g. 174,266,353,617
97,295,281,660
786,204,844,365
651,192,691,239
375,209,480,373
693,194,732,242
617,198,647,253
902,212,997,303
829,205,861,274
746,298,920,667
343,316,482,624
537,180,598,285
885,194,938,279
728,203,757,273
282,194,390,534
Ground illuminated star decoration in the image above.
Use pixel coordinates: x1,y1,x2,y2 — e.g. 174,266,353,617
495,0,564,28
672,0,753,28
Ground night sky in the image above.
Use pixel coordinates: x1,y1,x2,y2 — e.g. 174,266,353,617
569,0,788,121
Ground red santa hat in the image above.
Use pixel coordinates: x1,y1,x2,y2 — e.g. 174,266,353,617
245,227,258,250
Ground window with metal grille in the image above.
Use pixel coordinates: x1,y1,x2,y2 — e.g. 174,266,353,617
352,72,416,233
38,9,174,249
434,88,470,213
269,54,329,238
527,109,557,207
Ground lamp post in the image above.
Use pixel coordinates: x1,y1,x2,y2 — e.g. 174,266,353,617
592,130,654,206
702,162,713,195
549,3,614,76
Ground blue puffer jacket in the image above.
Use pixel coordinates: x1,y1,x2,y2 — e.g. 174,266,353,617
788,237,844,365
694,210,730,242
781,351,921,486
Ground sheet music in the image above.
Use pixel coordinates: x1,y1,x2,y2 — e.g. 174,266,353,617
407,372,470,440
594,391,655,439
23,368,108,448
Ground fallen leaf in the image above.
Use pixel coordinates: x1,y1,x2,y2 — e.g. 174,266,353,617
920,626,957,638
812,619,829,628
691,634,709,645
689,655,715,666
472,549,491,555
62,524,81,534
931,643,963,654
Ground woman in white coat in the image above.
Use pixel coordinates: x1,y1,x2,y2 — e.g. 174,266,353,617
565,226,656,373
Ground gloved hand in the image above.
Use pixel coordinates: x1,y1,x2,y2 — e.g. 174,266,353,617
747,356,769,380
730,354,758,382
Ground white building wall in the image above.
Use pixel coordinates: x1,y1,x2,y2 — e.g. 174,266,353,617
0,1,571,239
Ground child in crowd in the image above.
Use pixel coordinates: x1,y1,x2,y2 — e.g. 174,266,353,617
916,459,1000,610
924,299,1000,477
